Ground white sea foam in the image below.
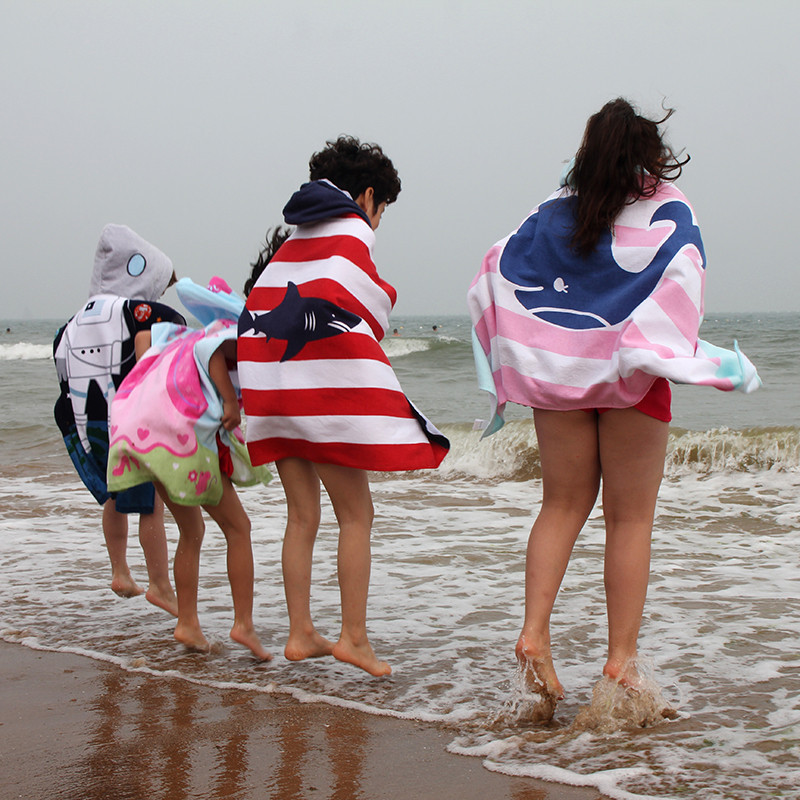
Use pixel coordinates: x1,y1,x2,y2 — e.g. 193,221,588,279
1,462,799,799
436,421,800,482
0,342,52,361
482,760,664,800
381,336,431,359
436,420,540,480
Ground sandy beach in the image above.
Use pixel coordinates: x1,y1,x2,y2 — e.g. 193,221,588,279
0,641,601,800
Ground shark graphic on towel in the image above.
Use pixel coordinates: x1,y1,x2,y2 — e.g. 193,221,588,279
238,282,362,361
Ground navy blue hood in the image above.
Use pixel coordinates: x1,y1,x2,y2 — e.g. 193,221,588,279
282,179,371,226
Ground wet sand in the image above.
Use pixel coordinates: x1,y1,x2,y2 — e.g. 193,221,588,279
0,641,602,800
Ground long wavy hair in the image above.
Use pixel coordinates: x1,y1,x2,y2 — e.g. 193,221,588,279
244,226,293,297
569,98,689,256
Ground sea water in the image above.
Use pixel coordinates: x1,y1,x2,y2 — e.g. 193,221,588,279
1,314,799,800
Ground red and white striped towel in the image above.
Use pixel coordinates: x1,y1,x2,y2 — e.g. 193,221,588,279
238,211,449,471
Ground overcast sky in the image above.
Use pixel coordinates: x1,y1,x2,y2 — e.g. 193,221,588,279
1,0,797,320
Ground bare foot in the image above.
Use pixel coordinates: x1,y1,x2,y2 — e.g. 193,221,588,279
516,635,565,699
111,574,144,598
174,621,210,653
603,656,641,689
332,638,391,677
515,634,564,723
284,628,335,662
145,585,179,617
602,657,678,722
231,623,273,662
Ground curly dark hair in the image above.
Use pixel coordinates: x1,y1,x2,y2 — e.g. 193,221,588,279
308,135,401,208
244,226,293,296
569,98,689,256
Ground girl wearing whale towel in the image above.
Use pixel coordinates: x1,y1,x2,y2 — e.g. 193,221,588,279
238,136,449,676
468,99,760,719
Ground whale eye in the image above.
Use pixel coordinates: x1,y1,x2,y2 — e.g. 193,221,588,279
127,253,146,277
554,277,568,293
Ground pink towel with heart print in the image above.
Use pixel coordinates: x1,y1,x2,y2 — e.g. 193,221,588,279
106,278,270,506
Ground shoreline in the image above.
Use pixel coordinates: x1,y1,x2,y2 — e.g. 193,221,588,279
0,641,603,800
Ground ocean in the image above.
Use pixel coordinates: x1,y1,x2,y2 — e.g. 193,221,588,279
1,313,799,800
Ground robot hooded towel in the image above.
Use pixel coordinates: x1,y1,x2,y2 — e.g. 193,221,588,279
53,224,183,511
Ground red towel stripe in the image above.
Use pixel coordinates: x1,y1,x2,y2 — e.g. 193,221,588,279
247,437,444,471
241,386,413,417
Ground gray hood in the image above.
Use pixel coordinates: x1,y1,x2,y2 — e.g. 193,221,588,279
88,224,174,301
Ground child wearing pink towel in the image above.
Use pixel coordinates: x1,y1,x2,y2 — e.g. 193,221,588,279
108,277,272,659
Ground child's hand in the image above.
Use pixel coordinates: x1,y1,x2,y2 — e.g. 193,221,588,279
208,345,241,430
221,397,241,431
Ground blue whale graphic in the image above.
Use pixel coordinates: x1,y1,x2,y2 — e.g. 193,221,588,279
238,281,362,361
499,196,705,329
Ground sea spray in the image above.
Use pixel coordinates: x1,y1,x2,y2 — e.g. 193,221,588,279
0,342,52,361
489,658,560,730
666,426,800,474
425,422,800,483
434,420,540,482
381,336,432,359
572,659,678,733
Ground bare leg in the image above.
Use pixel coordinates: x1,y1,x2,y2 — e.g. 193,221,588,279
156,484,209,652
517,410,602,702
316,463,390,677
276,458,334,661
598,408,669,685
102,498,143,598
204,475,271,661
137,494,178,616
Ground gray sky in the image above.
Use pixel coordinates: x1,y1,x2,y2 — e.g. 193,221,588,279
1,0,797,319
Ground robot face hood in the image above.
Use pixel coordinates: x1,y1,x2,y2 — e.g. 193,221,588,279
88,224,174,301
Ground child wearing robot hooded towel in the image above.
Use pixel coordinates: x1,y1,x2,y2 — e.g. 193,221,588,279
54,224,185,613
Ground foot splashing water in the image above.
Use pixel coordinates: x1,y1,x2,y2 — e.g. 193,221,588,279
572,658,678,733
490,658,562,729
449,657,680,798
